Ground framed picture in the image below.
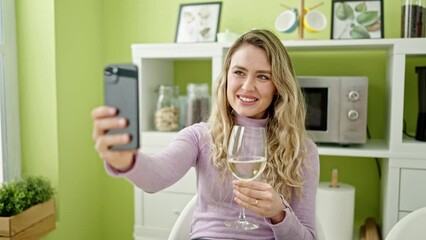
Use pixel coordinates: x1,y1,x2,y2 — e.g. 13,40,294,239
331,0,383,39
175,2,222,43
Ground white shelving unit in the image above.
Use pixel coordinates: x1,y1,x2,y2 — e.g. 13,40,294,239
131,38,426,240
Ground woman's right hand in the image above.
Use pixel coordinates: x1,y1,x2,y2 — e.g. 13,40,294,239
91,106,137,172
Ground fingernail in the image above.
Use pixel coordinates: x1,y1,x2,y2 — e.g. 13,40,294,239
123,134,130,142
119,118,127,126
109,108,117,114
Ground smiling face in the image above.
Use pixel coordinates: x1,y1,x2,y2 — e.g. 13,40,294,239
226,44,277,119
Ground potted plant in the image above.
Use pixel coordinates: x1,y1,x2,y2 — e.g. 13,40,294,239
0,176,55,239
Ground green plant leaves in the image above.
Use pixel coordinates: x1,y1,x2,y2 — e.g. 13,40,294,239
336,2,354,20
356,11,379,26
0,176,54,217
350,25,371,39
355,2,367,12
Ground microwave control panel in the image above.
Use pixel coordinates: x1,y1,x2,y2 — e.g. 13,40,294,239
340,76,368,144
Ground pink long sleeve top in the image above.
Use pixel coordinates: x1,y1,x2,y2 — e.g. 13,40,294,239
106,114,319,240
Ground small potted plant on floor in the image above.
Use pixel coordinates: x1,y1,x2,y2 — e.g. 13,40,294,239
0,176,55,239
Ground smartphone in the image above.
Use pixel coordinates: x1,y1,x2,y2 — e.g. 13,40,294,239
104,64,139,150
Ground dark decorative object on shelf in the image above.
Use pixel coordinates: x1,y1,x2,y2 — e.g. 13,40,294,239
416,66,426,141
401,0,426,38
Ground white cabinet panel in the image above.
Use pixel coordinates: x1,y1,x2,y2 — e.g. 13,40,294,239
399,168,426,211
398,211,410,220
143,192,195,229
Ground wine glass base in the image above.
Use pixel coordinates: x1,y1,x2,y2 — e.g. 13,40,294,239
224,219,259,230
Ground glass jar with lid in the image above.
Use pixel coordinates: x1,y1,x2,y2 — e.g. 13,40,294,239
401,0,426,38
185,83,211,126
154,84,180,131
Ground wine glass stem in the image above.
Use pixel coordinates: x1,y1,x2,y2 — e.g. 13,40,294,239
238,207,247,222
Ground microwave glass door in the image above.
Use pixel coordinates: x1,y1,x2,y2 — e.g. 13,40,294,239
303,88,328,131
298,76,340,143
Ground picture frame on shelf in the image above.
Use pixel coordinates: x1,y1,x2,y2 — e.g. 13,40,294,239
331,0,384,39
175,2,222,43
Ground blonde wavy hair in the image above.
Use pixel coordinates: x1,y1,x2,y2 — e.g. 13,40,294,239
207,29,308,202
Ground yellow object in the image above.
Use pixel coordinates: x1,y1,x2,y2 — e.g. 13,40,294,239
303,9,327,33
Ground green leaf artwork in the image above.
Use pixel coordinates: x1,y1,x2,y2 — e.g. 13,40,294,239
356,11,379,26
336,2,354,20
333,1,381,39
350,25,371,38
355,2,367,12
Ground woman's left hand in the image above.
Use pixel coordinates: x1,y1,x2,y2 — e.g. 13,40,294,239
232,180,286,224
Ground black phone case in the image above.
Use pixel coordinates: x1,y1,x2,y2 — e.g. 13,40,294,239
104,64,139,150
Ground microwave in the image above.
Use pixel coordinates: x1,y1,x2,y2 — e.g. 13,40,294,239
298,76,368,145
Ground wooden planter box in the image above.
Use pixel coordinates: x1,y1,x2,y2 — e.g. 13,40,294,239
0,198,56,240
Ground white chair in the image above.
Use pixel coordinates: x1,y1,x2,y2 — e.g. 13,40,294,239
385,207,426,240
168,195,197,240
316,217,326,240
168,194,327,240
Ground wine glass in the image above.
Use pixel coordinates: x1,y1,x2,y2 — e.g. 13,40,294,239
225,125,267,230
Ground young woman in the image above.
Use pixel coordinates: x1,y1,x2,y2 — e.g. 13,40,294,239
92,29,319,240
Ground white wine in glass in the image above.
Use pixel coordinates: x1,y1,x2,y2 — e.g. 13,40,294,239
225,125,267,230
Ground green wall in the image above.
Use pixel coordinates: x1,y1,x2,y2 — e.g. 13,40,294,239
15,0,424,239
17,0,58,183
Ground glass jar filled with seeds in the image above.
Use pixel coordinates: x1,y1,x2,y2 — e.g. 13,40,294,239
401,0,426,38
154,84,180,131
185,83,211,126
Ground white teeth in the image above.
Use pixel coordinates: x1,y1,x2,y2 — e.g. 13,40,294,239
239,96,256,102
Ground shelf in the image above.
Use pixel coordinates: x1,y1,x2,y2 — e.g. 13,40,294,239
142,131,389,158
132,38,426,58
282,38,426,55
131,43,225,59
285,38,426,55
317,139,389,158
390,137,426,159
284,39,395,50
141,130,426,159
